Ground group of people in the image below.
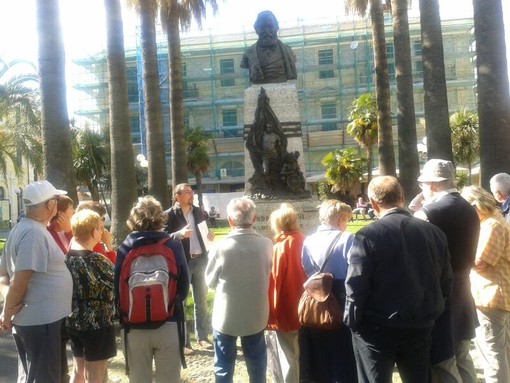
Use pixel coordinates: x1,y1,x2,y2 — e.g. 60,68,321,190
1,161,510,383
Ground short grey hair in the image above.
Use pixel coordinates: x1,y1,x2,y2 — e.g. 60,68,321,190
490,173,510,196
227,197,256,227
319,199,352,225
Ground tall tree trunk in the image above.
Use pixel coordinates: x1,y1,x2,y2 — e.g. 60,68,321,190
140,0,170,208
370,0,396,176
36,0,77,202
165,0,188,190
473,0,510,187
391,0,420,201
104,0,138,245
419,0,453,161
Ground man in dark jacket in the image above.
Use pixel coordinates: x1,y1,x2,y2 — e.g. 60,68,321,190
345,176,452,383
415,159,480,383
165,183,215,351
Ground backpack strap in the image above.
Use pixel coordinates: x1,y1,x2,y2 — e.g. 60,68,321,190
319,231,344,273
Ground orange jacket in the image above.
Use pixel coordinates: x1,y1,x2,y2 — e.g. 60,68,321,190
267,231,307,332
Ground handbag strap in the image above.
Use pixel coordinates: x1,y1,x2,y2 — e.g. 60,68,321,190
318,231,344,273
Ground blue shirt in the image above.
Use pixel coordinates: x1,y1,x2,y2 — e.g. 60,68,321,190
301,224,353,279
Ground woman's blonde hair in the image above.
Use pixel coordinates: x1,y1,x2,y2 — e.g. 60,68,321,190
127,196,167,231
461,185,498,217
71,210,101,242
270,203,300,234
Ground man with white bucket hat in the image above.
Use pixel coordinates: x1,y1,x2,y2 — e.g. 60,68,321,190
415,160,480,383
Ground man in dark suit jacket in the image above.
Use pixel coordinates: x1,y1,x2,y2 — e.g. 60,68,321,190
345,176,452,383
165,183,214,352
415,159,480,383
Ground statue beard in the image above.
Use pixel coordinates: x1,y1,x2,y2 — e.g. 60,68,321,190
259,32,278,49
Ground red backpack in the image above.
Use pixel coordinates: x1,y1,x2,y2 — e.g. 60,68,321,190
119,237,178,328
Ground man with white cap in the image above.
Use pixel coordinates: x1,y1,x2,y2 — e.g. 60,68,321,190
0,180,73,382
415,160,480,383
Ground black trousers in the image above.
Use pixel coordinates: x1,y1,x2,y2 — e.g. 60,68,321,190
351,323,432,383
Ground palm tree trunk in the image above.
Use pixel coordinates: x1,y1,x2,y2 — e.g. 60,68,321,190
104,0,138,245
391,0,420,201
36,0,77,201
164,0,188,190
196,173,204,208
140,0,170,208
370,0,396,176
473,0,510,187
419,0,453,161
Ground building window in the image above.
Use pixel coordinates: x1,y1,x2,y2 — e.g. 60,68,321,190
414,40,423,80
222,109,237,127
321,103,337,131
0,187,4,200
126,66,138,103
386,42,395,83
220,58,235,87
318,49,334,79
130,116,141,144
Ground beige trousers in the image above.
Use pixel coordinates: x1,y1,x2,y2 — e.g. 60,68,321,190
124,322,180,383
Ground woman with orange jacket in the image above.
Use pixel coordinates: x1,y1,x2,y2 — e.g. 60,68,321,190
267,203,307,383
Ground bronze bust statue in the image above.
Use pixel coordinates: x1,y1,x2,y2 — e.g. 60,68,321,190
241,11,297,84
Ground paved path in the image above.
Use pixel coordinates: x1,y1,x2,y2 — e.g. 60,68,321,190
0,331,18,382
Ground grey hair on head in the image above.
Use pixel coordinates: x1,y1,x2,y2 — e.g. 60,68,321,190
227,197,256,228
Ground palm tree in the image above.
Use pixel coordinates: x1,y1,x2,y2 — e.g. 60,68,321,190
71,125,110,202
450,109,479,183
127,0,170,209
160,0,218,191
346,93,378,183
185,127,211,208
419,0,453,161
104,0,138,245
322,147,367,196
390,0,420,202
35,0,78,201
345,0,396,176
473,0,510,187
0,64,43,180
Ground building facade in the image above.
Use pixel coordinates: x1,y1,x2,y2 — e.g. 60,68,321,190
73,15,476,192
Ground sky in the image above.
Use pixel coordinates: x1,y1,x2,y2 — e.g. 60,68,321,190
1,0,509,113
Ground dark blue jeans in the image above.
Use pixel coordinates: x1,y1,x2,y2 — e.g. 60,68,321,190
13,319,64,383
351,323,432,383
212,329,267,383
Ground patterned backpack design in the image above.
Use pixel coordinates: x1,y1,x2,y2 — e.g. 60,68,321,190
119,237,178,328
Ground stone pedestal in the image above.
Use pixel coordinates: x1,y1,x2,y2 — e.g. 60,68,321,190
243,83,305,192
252,197,321,239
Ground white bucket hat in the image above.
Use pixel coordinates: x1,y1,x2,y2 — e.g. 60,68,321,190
417,159,456,183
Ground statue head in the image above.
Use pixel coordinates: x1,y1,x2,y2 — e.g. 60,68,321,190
254,11,279,49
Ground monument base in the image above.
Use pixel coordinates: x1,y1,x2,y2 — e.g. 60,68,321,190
252,197,321,239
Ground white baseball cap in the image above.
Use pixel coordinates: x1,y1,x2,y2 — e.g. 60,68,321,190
23,180,67,207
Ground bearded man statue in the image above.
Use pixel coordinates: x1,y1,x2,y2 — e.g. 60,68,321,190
241,11,297,84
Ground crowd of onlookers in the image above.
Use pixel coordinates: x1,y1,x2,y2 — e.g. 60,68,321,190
1,159,510,383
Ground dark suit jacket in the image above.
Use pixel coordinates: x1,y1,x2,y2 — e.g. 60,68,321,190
345,208,452,332
421,192,480,363
164,204,207,262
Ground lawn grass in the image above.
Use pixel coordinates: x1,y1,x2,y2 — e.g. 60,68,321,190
187,219,372,319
